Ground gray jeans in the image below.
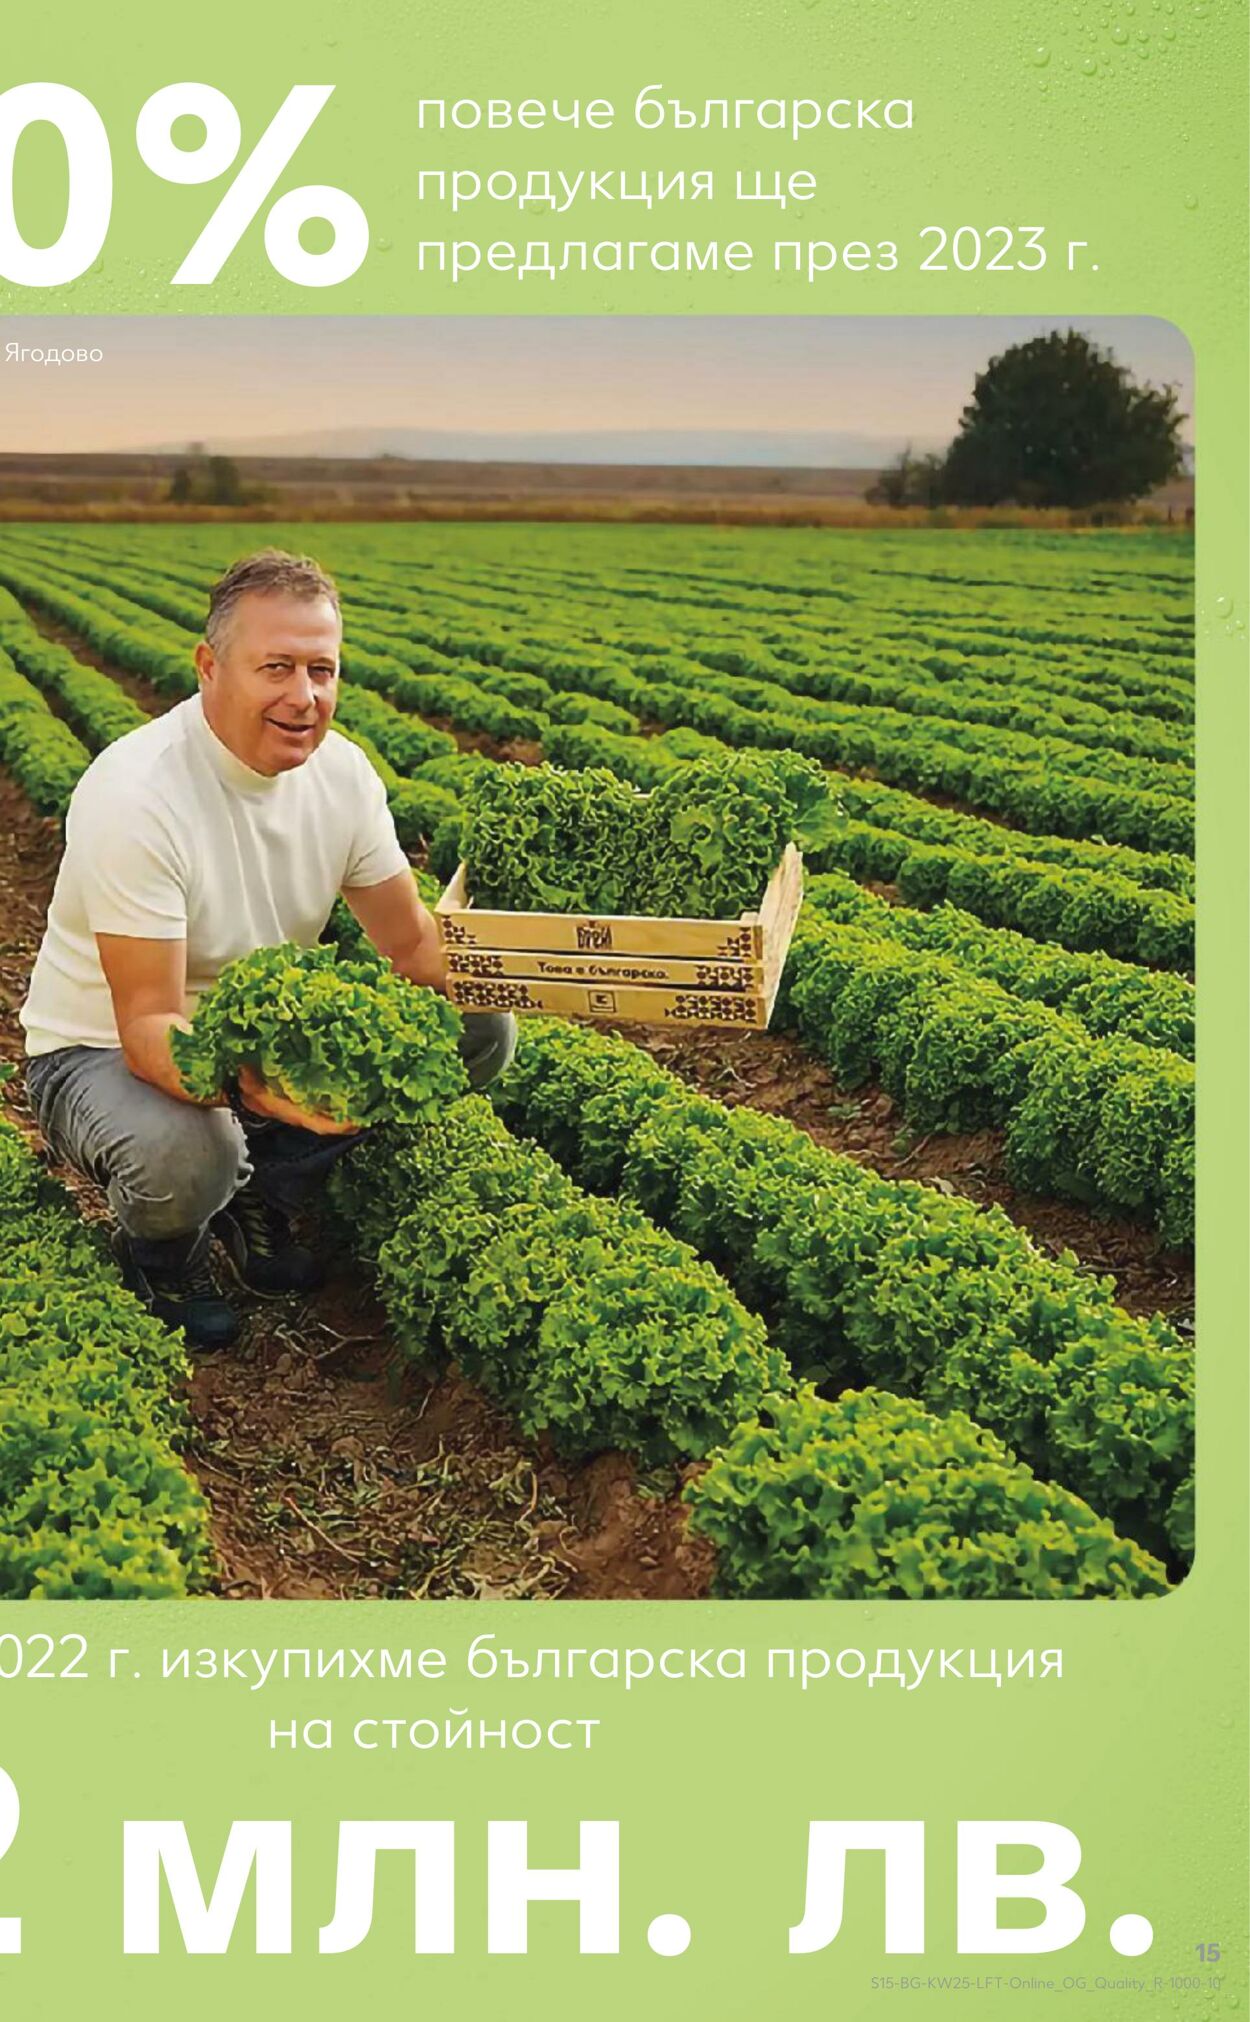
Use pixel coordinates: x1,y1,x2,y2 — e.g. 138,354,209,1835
25,1011,516,1264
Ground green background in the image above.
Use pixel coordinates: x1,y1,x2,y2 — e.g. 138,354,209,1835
0,0,1246,2012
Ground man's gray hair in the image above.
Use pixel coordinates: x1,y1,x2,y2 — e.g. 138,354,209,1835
204,549,341,649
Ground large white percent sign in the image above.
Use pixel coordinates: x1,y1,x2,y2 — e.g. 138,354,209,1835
135,83,369,287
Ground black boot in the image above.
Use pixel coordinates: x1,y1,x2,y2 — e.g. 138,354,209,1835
212,1182,325,1297
113,1230,240,1351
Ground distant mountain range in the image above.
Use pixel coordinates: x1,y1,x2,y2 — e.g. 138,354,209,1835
139,426,945,468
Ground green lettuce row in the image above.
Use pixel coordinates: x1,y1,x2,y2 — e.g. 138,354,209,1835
1,554,467,780
171,942,468,1129
0,1112,211,1599
835,775,1193,896
635,679,1192,856
353,564,1189,675
0,560,209,700
492,1019,1192,1568
25,551,446,695
0,1271,188,1448
678,639,1193,750
146,548,1159,791
532,558,1189,642
0,1122,188,1422
722,660,1191,798
0,650,92,817
26,550,575,762
684,1387,1169,1600
345,599,1192,823
300,601,532,673
334,1100,788,1468
0,1394,213,1601
450,581,1193,724
379,668,549,744
301,948,1176,1591
54,555,555,747
388,778,464,852
845,604,1191,665
471,667,637,737
495,648,658,717
541,718,1193,898
0,590,149,749
289,588,661,719
330,1101,1168,1592
636,651,1193,786
348,638,639,736
334,686,458,774
37,546,647,741
314,562,1192,724
876,647,1189,721
1,554,196,650
731,623,1194,714
781,913,1193,1242
539,722,1193,970
18,543,496,697
803,869,1193,1057
816,822,1192,972
540,691,639,735
1,550,209,635
414,750,492,797
882,614,1191,667
30,529,1189,687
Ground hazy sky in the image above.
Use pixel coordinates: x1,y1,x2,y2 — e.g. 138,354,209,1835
0,316,1194,458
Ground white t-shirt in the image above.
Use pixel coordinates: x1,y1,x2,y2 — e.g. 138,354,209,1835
22,696,409,1056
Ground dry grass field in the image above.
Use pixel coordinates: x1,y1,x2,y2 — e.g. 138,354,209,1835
0,451,1194,527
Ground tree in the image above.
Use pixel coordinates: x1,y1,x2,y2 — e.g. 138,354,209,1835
205,455,244,506
168,465,193,505
866,447,947,509
939,329,1185,508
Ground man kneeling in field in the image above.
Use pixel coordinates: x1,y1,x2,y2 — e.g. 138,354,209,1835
21,549,515,1349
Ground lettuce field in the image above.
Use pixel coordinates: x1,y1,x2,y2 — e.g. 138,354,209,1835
0,522,1195,1601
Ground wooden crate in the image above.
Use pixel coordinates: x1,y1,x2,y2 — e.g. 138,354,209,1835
434,844,804,1030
